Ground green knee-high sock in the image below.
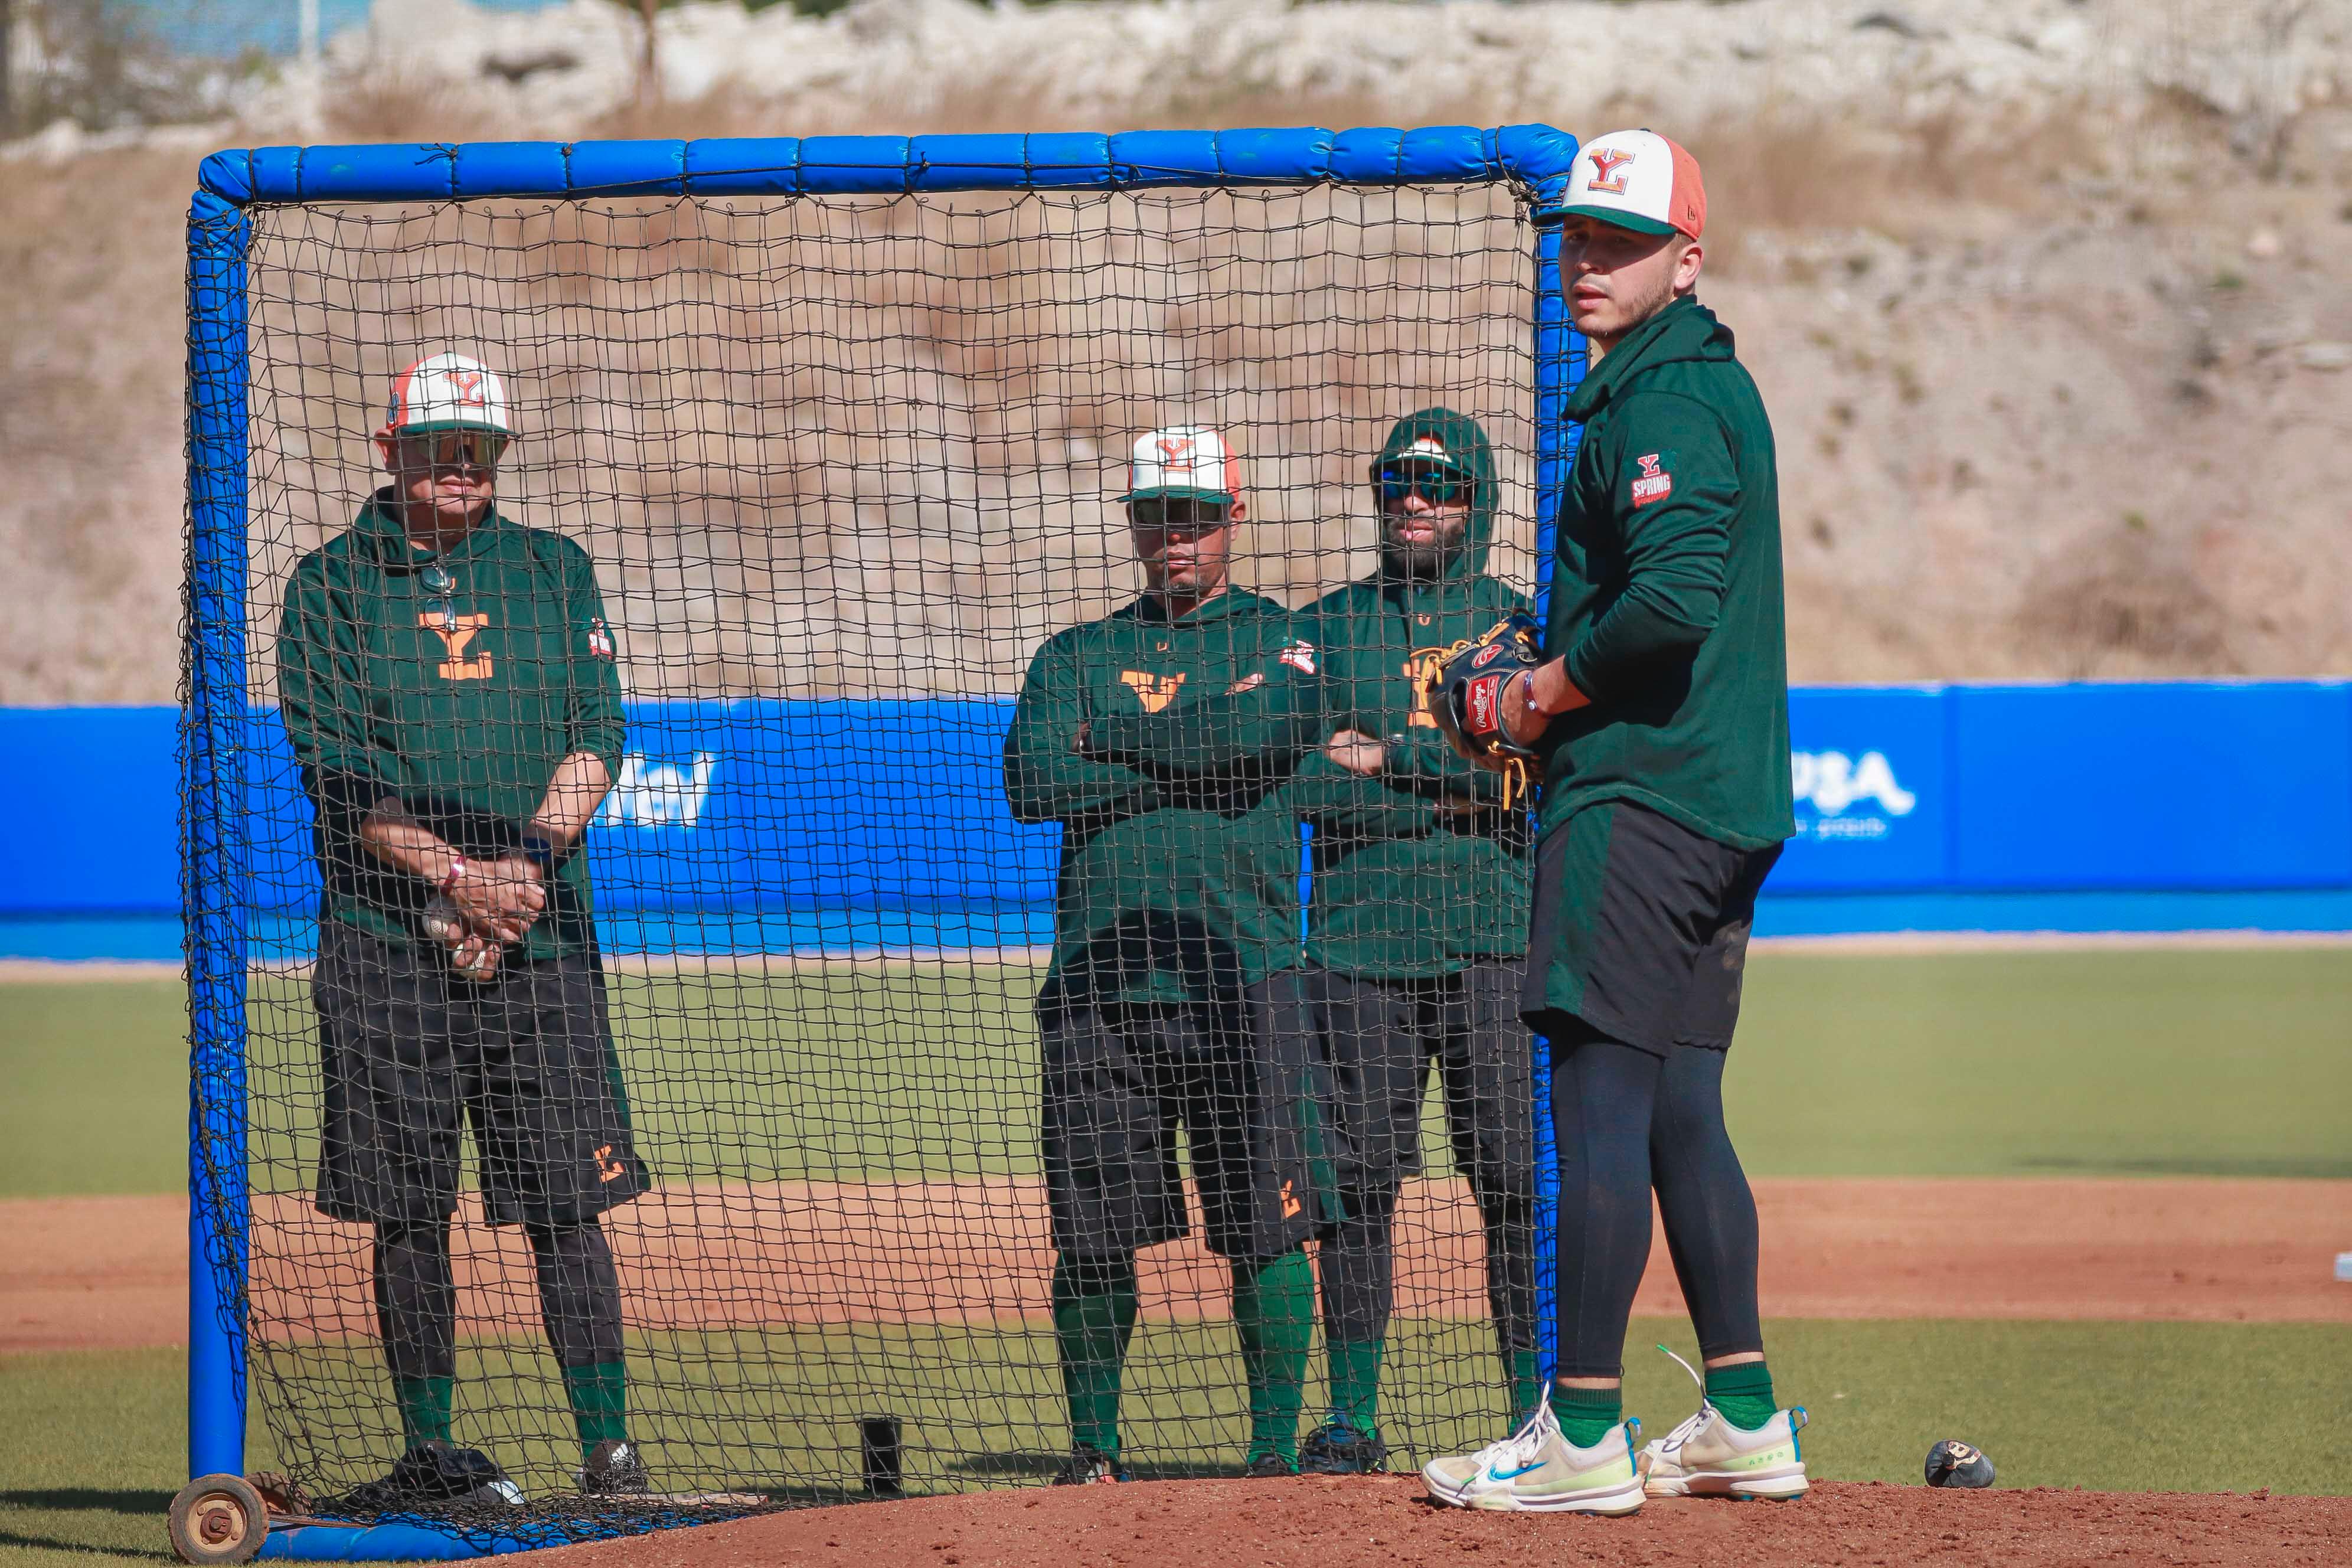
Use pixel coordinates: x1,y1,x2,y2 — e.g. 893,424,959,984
1507,1350,1543,1426
1326,1338,1384,1436
1705,1360,1778,1431
1546,1383,1623,1451
1053,1256,1138,1456
563,1361,629,1459
1231,1250,1314,1465
392,1376,453,1450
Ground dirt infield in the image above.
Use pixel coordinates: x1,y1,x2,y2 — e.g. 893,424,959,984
5,1178,2345,1354
555,1476,2352,1568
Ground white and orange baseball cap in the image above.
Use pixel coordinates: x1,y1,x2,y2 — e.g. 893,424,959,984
380,351,514,440
1123,424,1240,507
1555,129,1707,241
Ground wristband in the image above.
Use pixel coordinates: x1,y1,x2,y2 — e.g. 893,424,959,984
439,852,469,893
1520,665,1573,718
519,832,560,874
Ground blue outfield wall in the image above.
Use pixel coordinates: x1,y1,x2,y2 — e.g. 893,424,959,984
4,681,2350,961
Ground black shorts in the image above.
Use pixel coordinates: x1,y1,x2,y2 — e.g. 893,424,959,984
1308,961,1534,1204
312,922,649,1229
1039,972,1324,1263
1521,801,1782,1057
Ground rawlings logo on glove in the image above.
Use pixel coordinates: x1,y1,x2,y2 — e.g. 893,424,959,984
1419,613,1545,806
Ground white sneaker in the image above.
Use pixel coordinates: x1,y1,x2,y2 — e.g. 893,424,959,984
1422,1402,1645,1514
1639,1347,1809,1500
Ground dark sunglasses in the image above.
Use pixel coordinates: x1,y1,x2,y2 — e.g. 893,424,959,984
1378,463,1472,509
408,432,507,471
1128,496,1231,529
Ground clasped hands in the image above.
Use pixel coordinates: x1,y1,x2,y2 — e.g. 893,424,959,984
432,854,546,979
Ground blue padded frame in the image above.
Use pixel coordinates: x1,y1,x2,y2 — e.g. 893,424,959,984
196,125,1580,207
183,123,1583,1557
185,183,254,1489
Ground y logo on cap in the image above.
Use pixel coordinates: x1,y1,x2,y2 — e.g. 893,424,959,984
1586,147,1636,194
450,371,488,407
1156,433,1197,463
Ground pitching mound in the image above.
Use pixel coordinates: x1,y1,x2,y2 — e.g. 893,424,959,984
557,1476,2350,1568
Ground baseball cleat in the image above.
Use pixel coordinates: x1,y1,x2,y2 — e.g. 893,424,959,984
1639,1348,1809,1500
1051,1445,1131,1485
577,1439,654,1497
1298,1421,1389,1475
332,1440,524,1514
1420,1402,1645,1514
1243,1452,1297,1478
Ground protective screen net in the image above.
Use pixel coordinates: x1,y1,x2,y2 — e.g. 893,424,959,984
201,179,1543,1530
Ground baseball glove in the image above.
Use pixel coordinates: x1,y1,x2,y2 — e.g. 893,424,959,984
1420,612,1544,805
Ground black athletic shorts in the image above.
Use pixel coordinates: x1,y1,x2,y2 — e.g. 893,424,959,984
312,921,649,1229
1521,801,1782,1057
1308,961,1534,1203
1039,971,1324,1263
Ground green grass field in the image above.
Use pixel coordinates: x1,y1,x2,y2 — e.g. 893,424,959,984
8,1320,2348,1567
10,948,2352,1198
4,946,2349,1565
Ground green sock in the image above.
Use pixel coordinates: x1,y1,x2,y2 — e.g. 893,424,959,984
1507,1351,1543,1426
1326,1338,1384,1437
563,1361,629,1459
1053,1256,1138,1456
391,1375,453,1450
1546,1383,1622,1451
1705,1360,1778,1431
1231,1250,1313,1465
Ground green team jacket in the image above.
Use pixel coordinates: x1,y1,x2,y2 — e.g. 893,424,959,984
1540,296,1796,851
1004,588,1313,1014
275,494,627,960
1079,410,1533,979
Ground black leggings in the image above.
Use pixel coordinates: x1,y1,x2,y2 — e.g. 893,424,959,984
374,1218,625,1381
1550,1023,1762,1378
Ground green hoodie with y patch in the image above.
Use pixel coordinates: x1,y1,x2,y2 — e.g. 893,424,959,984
1540,295,1795,850
1080,409,1534,979
275,495,627,961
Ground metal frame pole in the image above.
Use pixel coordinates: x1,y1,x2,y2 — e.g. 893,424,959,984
1525,213,1587,1385
185,185,254,1483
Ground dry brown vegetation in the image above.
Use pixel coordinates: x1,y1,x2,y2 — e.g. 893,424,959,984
229,179,1536,703
4,6,2350,704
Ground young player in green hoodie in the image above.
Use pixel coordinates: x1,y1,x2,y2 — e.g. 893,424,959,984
1004,425,1325,1482
1088,410,1543,1473
1423,130,1807,1516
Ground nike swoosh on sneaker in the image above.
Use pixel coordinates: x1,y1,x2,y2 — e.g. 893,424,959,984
1485,1461,1546,1482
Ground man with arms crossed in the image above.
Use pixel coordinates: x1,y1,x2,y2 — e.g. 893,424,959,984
1421,130,1807,1513
1003,426,1325,1481
277,352,651,1508
1098,410,1542,1474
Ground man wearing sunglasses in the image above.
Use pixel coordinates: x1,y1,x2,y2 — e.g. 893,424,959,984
1287,410,1543,1475
1005,424,1329,1482
1422,130,1804,1515
1063,410,1542,1475
276,351,652,1509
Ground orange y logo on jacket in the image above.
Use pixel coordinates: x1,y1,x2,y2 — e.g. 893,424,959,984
422,612,494,680
1118,671,1186,714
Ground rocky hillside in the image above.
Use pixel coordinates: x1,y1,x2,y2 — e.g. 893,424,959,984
4,0,2347,702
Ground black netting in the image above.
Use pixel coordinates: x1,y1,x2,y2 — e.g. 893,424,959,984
208,181,1541,1530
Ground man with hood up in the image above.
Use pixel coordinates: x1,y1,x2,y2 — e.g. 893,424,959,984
1092,409,1541,1475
